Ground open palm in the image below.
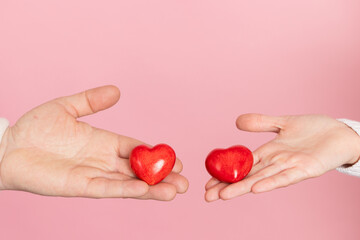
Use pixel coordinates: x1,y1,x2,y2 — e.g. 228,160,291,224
0,86,188,200
205,114,360,202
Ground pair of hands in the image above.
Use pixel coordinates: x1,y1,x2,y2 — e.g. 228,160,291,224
0,86,359,201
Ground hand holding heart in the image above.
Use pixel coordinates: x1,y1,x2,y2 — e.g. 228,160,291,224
0,86,188,200
205,114,360,202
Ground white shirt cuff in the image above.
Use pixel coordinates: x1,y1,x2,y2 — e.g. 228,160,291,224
336,119,360,177
0,118,9,144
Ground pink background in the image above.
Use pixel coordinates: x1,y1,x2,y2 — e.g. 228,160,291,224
1,0,360,239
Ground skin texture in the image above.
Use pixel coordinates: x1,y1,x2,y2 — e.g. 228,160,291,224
205,145,253,183
130,144,176,185
0,85,189,200
205,114,360,202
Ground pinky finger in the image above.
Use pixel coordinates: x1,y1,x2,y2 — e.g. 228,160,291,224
205,182,229,202
251,168,308,193
205,178,220,190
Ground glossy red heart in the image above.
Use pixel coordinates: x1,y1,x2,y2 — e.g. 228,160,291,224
130,144,176,185
205,145,253,183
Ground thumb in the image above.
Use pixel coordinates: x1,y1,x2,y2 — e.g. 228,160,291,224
56,85,120,118
236,113,287,133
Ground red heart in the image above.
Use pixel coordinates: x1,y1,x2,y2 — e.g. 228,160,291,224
205,145,253,183
130,144,176,185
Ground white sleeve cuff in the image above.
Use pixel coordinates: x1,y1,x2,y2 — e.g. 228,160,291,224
336,119,360,177
0,118,9,144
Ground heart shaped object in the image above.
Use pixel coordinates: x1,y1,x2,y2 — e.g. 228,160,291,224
205,145,253,183
130,144,176,185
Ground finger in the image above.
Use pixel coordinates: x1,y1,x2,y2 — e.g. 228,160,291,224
247,160,268,177
162,172,189,194
251,143,275,166
205,178,220,190
117,135,183,173
219,162,287,200
117,135,146,158
73,165,133,180
251,167,308,193
236,114,287,133
172,159,183,173
56,85,120,118
205,182,229,202
248,149,284,176
84,178,149,198
93,169,133,181
113,157,135,177
136,182,177,201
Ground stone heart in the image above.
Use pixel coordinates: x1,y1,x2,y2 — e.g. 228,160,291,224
130,144,176,185
205,145,253,183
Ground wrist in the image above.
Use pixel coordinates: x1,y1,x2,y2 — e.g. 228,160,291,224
337,119,360,165
0,119,9,162
0,118,10,190
0,127,9,159
351,136,360,165
346,132,360,166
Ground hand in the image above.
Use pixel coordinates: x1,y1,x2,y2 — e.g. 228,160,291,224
0,86,188,200
205,114,360,202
